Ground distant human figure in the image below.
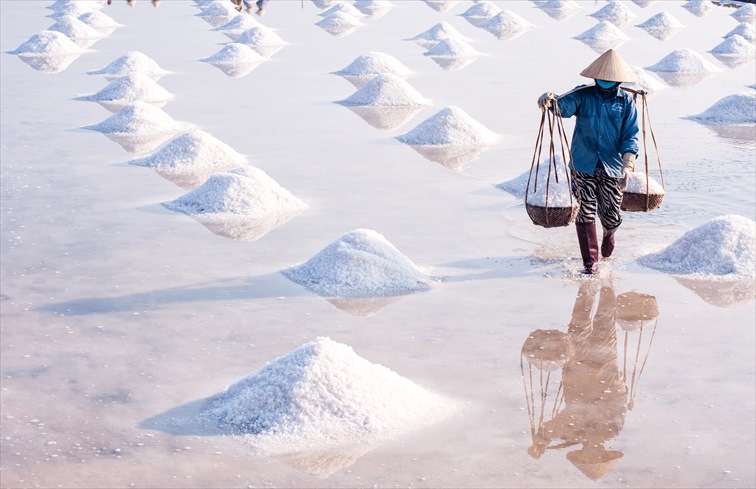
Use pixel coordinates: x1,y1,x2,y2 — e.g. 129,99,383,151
152,0,160,6
249,0,269,15
127,0,135,6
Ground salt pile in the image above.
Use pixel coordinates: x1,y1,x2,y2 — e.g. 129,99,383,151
725,23,755,44
315,12,363,37
87,51,170,81
8,30,85,56
75,73,174,111
685,92,756,125
354,0,395,16
336,74,431,107
195,2,238,27
682,0,714,17
589,1,635,27
537,0,582,21
404,22,472,49
646,49,721,73
201,337,454,452
78,10,123,32
82,101,183,135
639,215,755,276
283,229,436,298
731,3,756,23
497,156,571,202
212,14,263,40
422,0,460,13
624,172,665,195
47,0,102,11
636,11,684,40
47,1,98,18
424,37,479,58
625,65,668,93
200,43,267,67
162,167,307,220
48,14,104,40
574,20,629,42
711,35,755,58
319,2,366,18
479,10,536,40
236,26,287,47
331,52,412,85
631,0,656,7
129,129,248,171
459,1,501,20
397,106,499,147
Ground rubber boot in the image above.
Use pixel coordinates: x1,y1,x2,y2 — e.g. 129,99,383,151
576,222,599,275
601,225,618,258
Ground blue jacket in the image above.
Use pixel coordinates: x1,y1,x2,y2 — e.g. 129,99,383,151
555,84,640,178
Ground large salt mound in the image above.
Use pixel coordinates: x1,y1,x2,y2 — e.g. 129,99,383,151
82,101,183,135
589,1,635,27
76,73,174,111
200,43,267,65
201,337,454,452
48,14,104,39
459,1,500,19
397,106,499,147
424,37,479,58
236,26,287,47
319,2,366,18
162,167,307,219
283,229,436,298
711,35,755,58
212,14,264,40
336,74,431,107
685,92,756,125
332,52,412,79
315,11,363,37
574,20,629,42
404,22,472,48
682,0,714,17
725,23,755,43
129,129,247,171
78,10,123,32
639,215,756,276
497,155,575,207
731,3,756,23
87,51,170,81
479,10,535,40
8,30,85,56
646,49,721,73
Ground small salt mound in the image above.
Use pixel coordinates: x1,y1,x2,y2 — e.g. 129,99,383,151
319,2,366,18
424,37,479,58
646,49,721,73
685,92,755,125
640,215,756,276
315,11,363,35
48,1,98,18
212,14,263,40
76,73,174,110
539,0,581,11
83,101,182,135
336,74,431,107
282,229,435,298
397,106,499,146
682,0,714,17
163,167,307,219
479,10,535,40
202,337,454,452
711,35,755,58
574,20,629,42
331,52,412,79
236,26,287,47
423,0,460,13
625,65,669,93
129,129,248,171
354,0,394,15
636,11,684,39
459,1,501,19
48,14,104,39
48,0,100,11
631,0,656,7
87,51,170,81
195,1,237,26
624,171,664,195
8,30,85,56
589,1,635,26
731,3,756,23
725,23,755,44
78,10,123,31
200,43,266,65
404,22,472,48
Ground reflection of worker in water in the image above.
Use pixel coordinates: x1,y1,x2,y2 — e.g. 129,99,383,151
526,281,628,481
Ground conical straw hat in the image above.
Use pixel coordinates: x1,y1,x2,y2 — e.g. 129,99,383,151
579,49,638,83
566,449,623,481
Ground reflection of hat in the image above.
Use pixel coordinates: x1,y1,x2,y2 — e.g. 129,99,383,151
521,329,574,371
616,291,659,330
566,448,623,481
580,49,638,83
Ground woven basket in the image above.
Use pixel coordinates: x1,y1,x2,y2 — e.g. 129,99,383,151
621,192,664,212
526,203,579,228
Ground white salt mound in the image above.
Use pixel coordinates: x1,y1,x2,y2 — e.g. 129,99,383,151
397,106,499,147
725,23,755,43
129,129,248,170
405,21,472,45
479,10,535,35
646,49,721,73
624,171,665,195
682,0,714,17
637,11,683,30
337,74,431,107
282,229,435,298
590,1,634,24
315,11,363,30
640,215,756,276
163,167,307,218
48,1,97,18
424,38,479,58
202,337,454,451
83,102,182,134
625,65,668,93
711,35,755,57
574,20,629,41
8,30,85,55
319,2,366,18
77,73,174,106
196,1,237,18
332,52,412,78
354,0,394,15
731,3,756,22
686,92,756,125
200,43,267,64
87,51,170,80
78,10,123,30
498,155,575,209
539,0,582,11
459,1,500,18
212,14,263,39
236,26,287,47
48,14,104,39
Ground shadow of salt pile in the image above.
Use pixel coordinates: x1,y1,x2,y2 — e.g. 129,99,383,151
396,106,500,171
140,337,456,479
645,48,722,88
162,167,308,241
638,214,756,308
331,51,413,89
86,51,171,81
74,72,174,112
7,30,87,74
281,229,438,316
199,43,268,79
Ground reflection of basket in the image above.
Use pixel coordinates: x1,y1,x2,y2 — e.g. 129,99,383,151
526,203,579,228
621,192,664,212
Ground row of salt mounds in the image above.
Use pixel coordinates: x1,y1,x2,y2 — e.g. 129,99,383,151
731,3,756,23
639,215,755,276
636,11,684,41
331,52,412,88
404,22,472,49
315,11,364,38
47,14,105,48
589,1,635,28
478,10,535,41
200,43,268,79
336,74,431,107
682,0,715,18
212,13,264,41
200,337,455,454
129,129,248,187
75,73,174,112
282,229,436,298
725,23,755,44
236,26,288,57
537,0,583,22
684,92,756,125
87,51,170,81
7,30,87,74
573,20,629,52
497,155,574,208
195,1,238,27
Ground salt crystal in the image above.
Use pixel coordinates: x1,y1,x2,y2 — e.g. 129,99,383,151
336,74,431,107
397,106,500,146
501,154,575,207
646,49,721,73
8,30,85,56
87,51,170,81
129,129,247,171
685,92,755,125
636,11,684,40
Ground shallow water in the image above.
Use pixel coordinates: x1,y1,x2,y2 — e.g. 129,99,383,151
1,1,755,488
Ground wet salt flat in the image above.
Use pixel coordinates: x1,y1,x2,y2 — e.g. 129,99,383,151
1,0,755,488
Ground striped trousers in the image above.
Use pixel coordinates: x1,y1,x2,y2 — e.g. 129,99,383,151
572,170,623,229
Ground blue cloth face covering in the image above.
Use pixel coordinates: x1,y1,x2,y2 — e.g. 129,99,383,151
596,79,617,89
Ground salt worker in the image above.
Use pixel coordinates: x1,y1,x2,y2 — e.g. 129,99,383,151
537,49,640,275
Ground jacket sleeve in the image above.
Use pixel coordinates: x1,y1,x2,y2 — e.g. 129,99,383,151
620,98,640,156
554,85,586,118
